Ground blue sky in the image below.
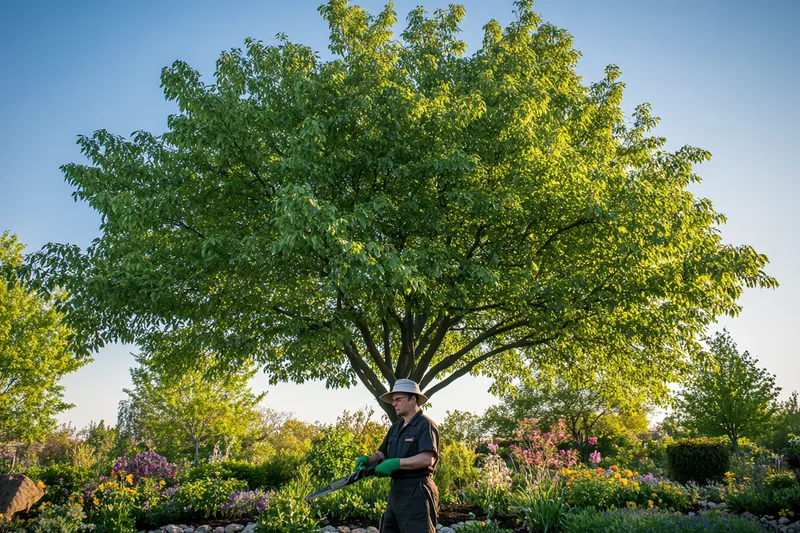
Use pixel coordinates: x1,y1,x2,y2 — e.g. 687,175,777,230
1,0,797,429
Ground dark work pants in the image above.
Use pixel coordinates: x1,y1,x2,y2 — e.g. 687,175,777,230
380,476,438,533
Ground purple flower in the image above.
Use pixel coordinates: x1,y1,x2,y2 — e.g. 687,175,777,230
589,450,602,465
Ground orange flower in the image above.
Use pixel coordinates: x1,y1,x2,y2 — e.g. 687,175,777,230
610,465,618,472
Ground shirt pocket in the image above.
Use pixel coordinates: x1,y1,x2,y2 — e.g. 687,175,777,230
399,434,420,457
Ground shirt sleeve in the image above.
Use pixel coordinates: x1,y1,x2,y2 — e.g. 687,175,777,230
416,419,440,458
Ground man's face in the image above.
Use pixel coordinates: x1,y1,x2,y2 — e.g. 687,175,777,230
391,394,415,416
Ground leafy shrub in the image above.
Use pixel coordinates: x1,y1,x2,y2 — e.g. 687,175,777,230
257,465,321,533
311,476,388,521
27,463,90,506
787,434,800,468
725,481,800,516
764,471,798,489
88,474,138,533
172,477,248,519
180,452,302,490
219,489,271,518
666,438,730,484
435,439,479,504
510,472,567,532
306,426,359,481
456,520,514,533
560,507,763,532
27,502,94,533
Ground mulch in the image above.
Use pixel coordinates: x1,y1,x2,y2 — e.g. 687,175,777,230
322,503,525,531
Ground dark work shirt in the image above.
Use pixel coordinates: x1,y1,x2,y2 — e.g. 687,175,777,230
378,409,440,479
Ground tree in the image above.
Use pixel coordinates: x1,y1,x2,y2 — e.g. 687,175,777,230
439,409,486,447
677,330,780,454
27,1,775,421
482,375,647,451
119,352,265,464
763,391,799,452
0,231,87,443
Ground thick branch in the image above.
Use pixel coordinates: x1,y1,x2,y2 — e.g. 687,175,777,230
412,315,453,383
343,341,387,399
420,318,529,389
424,336,554,399
352,316,397,382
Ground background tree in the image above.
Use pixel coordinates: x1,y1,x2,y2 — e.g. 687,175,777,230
677,330,780,454
27,1,775,421
482,374,648,455
120,352,265,464
763,391,799,453
439,409,486,447
0,231,87,443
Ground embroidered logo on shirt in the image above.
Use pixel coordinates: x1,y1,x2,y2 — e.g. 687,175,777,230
405,437,415,442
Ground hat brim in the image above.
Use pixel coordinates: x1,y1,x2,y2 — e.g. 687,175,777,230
380,391,428,406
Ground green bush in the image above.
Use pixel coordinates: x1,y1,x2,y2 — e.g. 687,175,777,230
306,426,359,481
179,451,303,490
27,502,94,533
764,471,798,489
725,483,800,516
787,434,800,468
311,476,388,521
257,465,321,533
665,438,730,484
26,463,90,506
435,439,479,504
173,477,248,519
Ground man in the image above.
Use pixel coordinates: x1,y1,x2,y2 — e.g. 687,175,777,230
355,378,440,533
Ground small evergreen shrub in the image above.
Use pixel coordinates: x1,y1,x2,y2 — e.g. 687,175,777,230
665,438,730,483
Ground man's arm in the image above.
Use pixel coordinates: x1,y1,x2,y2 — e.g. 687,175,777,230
366,451,385,467
399,450,436,470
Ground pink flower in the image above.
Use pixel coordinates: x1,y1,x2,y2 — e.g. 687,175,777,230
589,450,602,465
588,437,598,445
488,443,499,453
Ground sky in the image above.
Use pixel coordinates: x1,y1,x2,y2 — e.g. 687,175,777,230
1,0,797,430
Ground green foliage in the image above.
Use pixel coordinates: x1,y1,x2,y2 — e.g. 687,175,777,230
787,434,800,468
29,0,775,422
560,508,764,533
677,330,780,454
28,463,90,506
725,480,800,516
764,471,798,489
171,477,248,520
306,426,358,481
440,410,486,447
435,438,480,504
257,465,320,533
0,231,87,443
311,476,388,521
764,392,800,452
456,520,514,533
666,438,730,484
509,472,567,532
27,502,94,533
181,455,303,490
119,352,264,464
89,475,138,533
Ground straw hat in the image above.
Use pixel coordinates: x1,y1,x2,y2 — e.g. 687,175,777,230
379,379,428,406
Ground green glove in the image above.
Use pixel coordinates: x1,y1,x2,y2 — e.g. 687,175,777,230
355,455,370,471
375,458,401,477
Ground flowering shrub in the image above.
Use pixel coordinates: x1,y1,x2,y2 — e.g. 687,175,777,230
562,467,691,512
471,447,513,516
87,472,138,533
28,502,95,532
172,477,248,519
219,489,271,518
112,451,177,482
0,452,15,474
509,418,580,473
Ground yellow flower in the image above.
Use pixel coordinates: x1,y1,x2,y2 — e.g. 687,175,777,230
159,480,166,486
632,481,640,488
93,497,99,506
125,473,133,484
620,478,629,486
648,500,654,508
624,469,633,477
98,483,105,492
724,471,734,479
36,480,45,489
626,501,637,508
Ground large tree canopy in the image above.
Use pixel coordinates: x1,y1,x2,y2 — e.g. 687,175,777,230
1,231,87,443
27,0,775,420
